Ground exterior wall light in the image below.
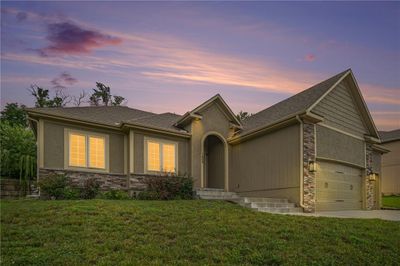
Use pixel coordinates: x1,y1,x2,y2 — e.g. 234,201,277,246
368,173,377,181
308,160,316,172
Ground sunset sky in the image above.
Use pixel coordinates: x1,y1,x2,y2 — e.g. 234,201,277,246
1,1,399,130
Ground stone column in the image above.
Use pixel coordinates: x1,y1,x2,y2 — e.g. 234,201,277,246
302,121,316,213
365,144,375,210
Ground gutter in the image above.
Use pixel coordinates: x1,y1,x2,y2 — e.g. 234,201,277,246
295,115,307,210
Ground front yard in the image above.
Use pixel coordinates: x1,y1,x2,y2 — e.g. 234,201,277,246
382,195,400,209
1,200,399,265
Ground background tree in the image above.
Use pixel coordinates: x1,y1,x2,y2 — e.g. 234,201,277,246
29,85,71,107
0,103,28,127
89,82,126,106
73,90,87,106
236,111,252,122
0,122,36,181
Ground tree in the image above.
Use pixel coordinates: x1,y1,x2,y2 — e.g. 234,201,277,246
73,90,87,106
111,95,126,106
29,85,71,107
236,111,252,122
0,103,28,127
89,82,126,106
0,122,36,180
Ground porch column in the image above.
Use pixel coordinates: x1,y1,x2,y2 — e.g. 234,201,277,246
302,121,316,213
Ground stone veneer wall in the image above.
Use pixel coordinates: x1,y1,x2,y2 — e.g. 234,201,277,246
39,168,147,192
365,145,376,210
302,122,316,213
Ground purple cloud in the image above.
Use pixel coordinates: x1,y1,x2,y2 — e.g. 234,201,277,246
38,22,122,56
51,72,78,88
304,54,316,62
16,11,28,22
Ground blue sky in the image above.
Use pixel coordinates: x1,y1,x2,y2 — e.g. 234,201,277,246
1,1,399,130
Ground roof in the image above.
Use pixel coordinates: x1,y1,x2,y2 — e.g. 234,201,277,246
26,105,186,134
175,94,242,128
124,112,184,133
379,129,400,143
240,69,350,134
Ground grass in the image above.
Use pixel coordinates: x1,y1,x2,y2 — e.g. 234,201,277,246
1,200,399,265
382,196,400,209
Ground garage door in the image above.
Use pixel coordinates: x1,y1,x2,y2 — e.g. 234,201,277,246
316,161,363,211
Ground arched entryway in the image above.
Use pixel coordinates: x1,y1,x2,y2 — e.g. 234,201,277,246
201,132,228,190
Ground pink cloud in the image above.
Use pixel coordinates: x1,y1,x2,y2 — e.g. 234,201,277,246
38,22,122,56
304,54,316,62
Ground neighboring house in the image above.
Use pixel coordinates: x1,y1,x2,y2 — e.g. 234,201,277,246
379,129,400,195
27,69,387,212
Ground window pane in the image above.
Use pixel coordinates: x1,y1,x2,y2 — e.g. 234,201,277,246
163,144,176,173
147,141,160,171
69,134,86,167
89,136,105,169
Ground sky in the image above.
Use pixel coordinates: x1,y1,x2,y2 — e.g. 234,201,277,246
1,1,399,131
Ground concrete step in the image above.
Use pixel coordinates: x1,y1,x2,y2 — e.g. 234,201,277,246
199,195,241,200
248,202,296,208
196,188,224,192
257,207,303,213
196,191,237,197
243,197,289,203
26,194,39,199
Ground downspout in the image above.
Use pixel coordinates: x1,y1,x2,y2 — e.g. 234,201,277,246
296,115,306,209
28,117,40,197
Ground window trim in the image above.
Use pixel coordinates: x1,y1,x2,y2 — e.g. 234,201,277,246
64,129,109,173
144,137,178,174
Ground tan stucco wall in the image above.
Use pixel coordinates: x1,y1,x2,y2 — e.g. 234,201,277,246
133,130,190,176
229,124,301,205
381,141,400,194
190,103,235,188
43,119,126,174
316,125,365,167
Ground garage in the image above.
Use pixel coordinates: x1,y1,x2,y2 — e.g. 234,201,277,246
316,161,363,211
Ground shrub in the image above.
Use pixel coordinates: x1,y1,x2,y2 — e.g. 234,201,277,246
98,190,130,200
138,175,194,200
81,178,100,199
63,187,81,200
38,174,69,199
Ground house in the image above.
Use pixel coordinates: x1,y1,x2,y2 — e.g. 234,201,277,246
379,129,400,195
27,69,388,212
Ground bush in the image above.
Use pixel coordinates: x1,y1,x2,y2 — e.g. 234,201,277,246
38,174,69,199
38,175,100,200
80,178,100,199
138,175,194,200
98,190,130,200
63,187,81,200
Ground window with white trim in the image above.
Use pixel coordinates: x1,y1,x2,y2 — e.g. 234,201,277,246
145,138,177,173
68,132,107,170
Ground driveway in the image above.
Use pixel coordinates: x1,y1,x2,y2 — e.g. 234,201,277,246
289,210,400,221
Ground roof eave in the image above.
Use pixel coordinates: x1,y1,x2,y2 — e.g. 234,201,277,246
121,122,191,138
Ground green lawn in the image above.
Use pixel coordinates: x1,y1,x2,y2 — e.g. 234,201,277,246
1,200,399,265
382,196,400,209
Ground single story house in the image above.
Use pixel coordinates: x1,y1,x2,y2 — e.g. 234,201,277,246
379,129,400,195
27,69,388,212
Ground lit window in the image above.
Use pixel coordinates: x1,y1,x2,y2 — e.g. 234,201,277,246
146,139,176,173
89,136,105,169
162,144,175,172
147,141,160,171
69,134,86,167
67,131,107,170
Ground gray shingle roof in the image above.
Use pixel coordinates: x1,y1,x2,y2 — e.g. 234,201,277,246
379,129,400,143
26,106,155,126
240,69,350,134
124,112,183,132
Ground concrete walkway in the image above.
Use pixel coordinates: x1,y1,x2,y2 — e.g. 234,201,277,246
287,210,400,221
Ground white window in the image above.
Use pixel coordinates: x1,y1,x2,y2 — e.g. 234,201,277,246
66,130,108,171
145,138,177,173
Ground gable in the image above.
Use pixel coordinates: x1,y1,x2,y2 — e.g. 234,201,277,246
311,79,369,138
196,102,232,137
